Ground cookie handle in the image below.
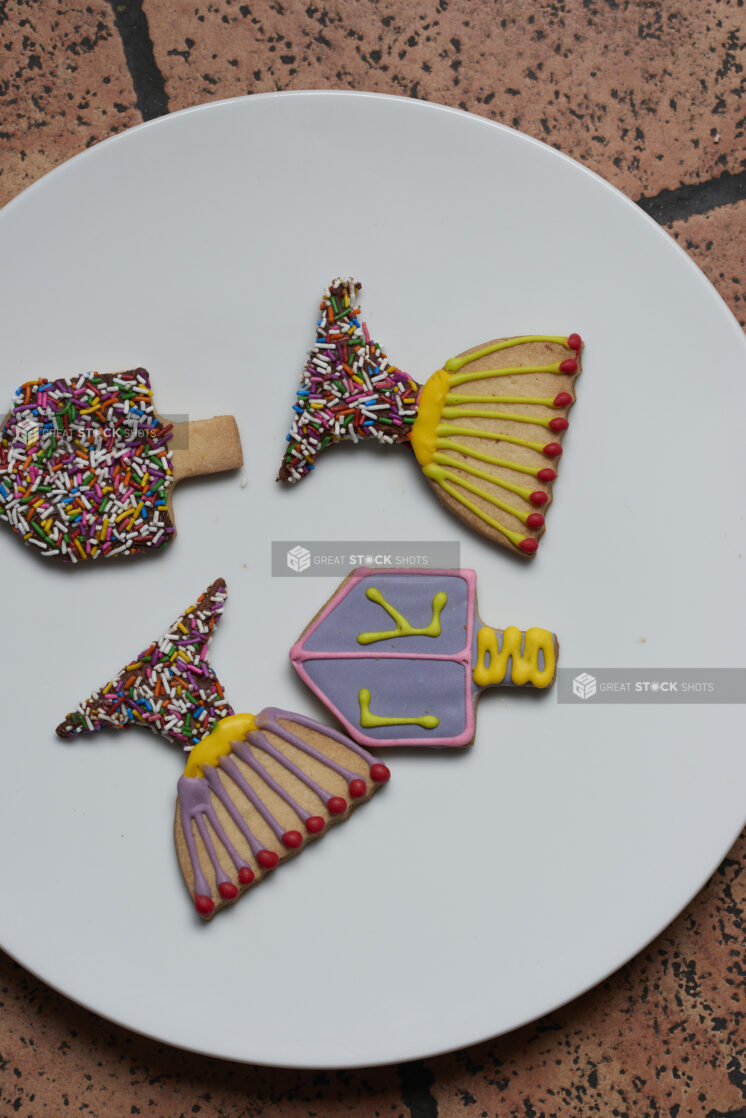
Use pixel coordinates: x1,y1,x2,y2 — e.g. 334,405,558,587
171,416,243,482
472,623,558,690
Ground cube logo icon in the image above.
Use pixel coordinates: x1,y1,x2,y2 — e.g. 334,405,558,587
573,672,597,700
287,545,311,573
15,418,39,446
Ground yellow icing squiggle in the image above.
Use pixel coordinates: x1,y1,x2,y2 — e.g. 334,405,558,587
473,626,556,688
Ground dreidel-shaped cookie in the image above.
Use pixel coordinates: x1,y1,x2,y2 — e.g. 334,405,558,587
290,567,558,748
0,368,242,561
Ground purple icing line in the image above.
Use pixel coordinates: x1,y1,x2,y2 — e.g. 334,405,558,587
232,739,313,822
201,765,261,864
219,754,286,843
193,809,233,888
177,776,214,899
242,727,343,808
258,708,371,778
259,707,380,765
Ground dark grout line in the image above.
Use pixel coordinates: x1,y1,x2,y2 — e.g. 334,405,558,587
108,0,169,122
399,1059,439,1118
636,167,746,225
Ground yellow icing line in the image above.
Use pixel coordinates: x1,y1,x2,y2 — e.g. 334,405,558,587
422,466,528,546
432,452,536,502
436,438,545,478
357,587,448,645
440,406,554,429
437,423,547,454
183,712,257,778
447,363,565,386
446,393,558,406
473,626,556,688
444,335,571,374
358,688,439,730
423,462,533,526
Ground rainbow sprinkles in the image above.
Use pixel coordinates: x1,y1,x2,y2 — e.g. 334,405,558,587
278,278,583,556
0,369,175,561
57,579,391,920
278,278,420,482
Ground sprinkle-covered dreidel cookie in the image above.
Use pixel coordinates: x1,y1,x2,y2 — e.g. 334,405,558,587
1,368,242,561
291,567,558,748
57,579,390,920
278,278,582,556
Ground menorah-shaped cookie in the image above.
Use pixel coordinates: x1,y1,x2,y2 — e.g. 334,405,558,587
57,579,390,918
278,278,582,556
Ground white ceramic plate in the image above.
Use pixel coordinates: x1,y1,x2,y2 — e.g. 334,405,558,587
1,92,744,1068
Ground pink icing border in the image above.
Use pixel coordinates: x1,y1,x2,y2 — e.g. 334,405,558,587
290,567,477,747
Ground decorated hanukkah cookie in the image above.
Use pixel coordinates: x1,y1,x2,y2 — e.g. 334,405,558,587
57,579,390,919
1,369,242,562
175,707,390,918
290,567,558,748
278,278,582,556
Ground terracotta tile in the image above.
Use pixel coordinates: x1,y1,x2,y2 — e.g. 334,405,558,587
144,0,746,199
668,201,746,328
0,2,140,209
0,950,405,1115
430,827,746,1117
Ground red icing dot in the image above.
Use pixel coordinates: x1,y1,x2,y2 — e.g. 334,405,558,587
543,442,563,458
526,512,545,529
328,796,347,815
195,894,214,916
568,333,582,352
537,467,557,482
370,763,391,783
282,830,303,848
257,849,279,869
549,416,569,432
553,392,573,408
349,778,366,798
238,866,255,885
306,816,325,834
518,537,539,554
219,881,238,899
529,490,548,506
559,358,578,374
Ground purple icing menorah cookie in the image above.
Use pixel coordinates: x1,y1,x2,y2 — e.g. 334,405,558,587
57,579,390,920
290,568,558,748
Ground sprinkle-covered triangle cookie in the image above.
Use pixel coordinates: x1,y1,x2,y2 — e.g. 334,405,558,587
1,369,242,562
278,278,582,556
57,580,390,920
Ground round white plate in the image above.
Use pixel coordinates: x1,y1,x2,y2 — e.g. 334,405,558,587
1,92,744,1068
